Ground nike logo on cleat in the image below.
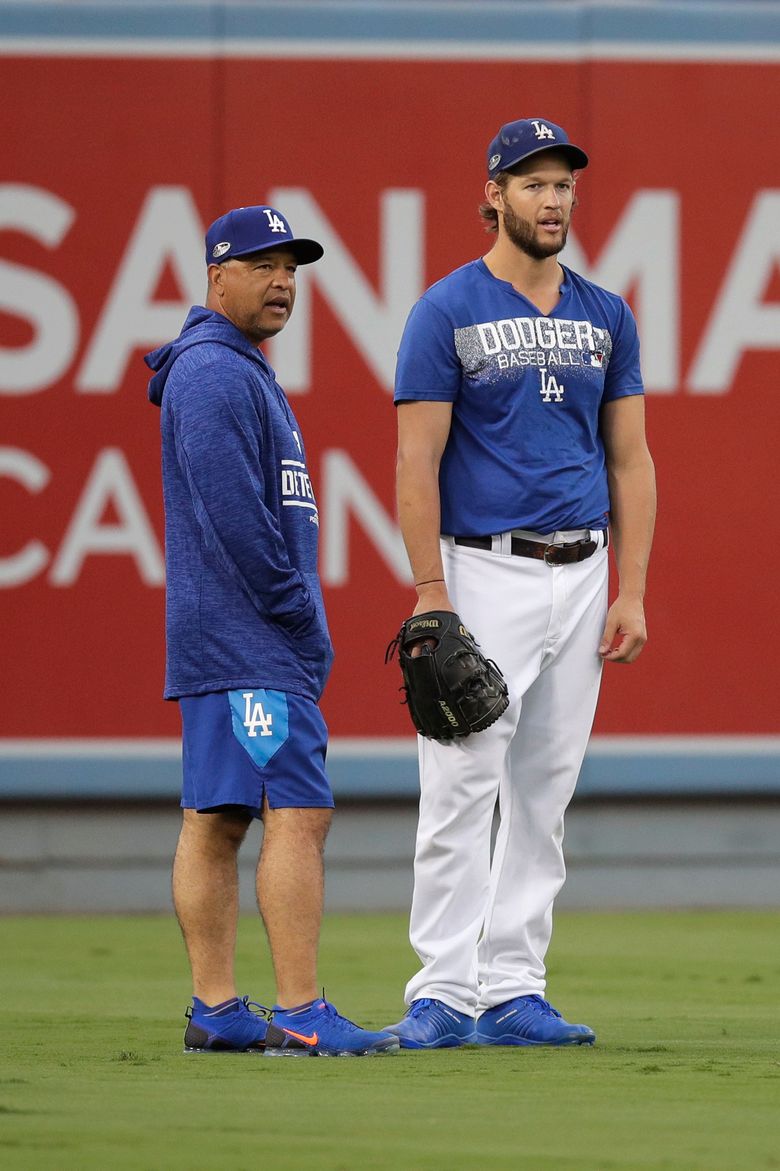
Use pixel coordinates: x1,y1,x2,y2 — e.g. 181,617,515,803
282,1028,319,1046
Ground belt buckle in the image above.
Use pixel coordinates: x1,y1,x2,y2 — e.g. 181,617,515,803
544,536,590,566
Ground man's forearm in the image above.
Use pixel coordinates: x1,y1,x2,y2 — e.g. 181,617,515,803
608,455,657,597
395,400,455,612
396,454,454,612
397,451,445,583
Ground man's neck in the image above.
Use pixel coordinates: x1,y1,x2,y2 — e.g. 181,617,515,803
483,239,564,314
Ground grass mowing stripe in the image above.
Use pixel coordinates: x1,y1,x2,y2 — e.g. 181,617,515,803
1,911,779,1170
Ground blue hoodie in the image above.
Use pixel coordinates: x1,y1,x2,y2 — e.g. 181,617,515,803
145,307,333,702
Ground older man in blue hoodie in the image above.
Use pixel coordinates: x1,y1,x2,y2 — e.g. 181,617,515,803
145,206,397,1057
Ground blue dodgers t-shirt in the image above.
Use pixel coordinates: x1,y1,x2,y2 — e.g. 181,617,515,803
394,260,644,535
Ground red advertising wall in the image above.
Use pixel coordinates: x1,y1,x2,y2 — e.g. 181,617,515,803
1,56,778,739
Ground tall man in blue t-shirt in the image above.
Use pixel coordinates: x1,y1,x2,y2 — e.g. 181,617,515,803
146,206,397,1057
384,119,656,1048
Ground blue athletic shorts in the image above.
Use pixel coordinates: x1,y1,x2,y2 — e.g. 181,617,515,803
179,689,334,816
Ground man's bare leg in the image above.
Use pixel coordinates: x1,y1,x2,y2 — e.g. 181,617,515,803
256,802,333,1008
172,807,251,1004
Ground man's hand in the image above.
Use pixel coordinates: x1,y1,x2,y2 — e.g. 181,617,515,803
411,582,455,654
599,593,647,663
412,580,455,618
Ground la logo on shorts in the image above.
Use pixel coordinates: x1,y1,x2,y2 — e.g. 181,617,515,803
228,689,289,768
242,691,273,737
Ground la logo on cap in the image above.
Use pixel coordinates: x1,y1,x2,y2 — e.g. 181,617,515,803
263,210,287,233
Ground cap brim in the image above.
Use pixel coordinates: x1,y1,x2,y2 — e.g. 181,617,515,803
230,238,324,265
285,239,325,265
493,143,589,173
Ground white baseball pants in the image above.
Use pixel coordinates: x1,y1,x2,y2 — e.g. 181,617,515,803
404,531,609,1015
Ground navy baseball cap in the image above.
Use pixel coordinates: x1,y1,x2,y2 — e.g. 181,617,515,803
486,118,588,176
205,205,324,266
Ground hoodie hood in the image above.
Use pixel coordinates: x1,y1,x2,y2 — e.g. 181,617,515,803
145,306,271,406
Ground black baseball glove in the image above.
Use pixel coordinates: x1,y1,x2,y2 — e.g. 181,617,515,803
386,610,509,740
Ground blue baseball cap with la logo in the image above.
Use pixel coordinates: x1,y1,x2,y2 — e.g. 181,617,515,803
486,118,589,176
205,205,324,266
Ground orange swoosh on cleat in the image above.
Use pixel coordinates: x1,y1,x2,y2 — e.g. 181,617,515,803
282,1028,318,1046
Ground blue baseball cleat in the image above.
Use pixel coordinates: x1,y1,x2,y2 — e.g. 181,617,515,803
269,998,399,1057
476,995,596,1046
383,998,477,1049
184,995,310,1054
184,995,267,1052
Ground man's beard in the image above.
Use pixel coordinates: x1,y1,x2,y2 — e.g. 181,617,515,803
502,201,569,260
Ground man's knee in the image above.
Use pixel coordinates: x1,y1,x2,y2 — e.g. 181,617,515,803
181,807,252,852
262,804,333,850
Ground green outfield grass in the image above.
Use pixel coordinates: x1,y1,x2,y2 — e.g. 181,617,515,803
1,910,779,1170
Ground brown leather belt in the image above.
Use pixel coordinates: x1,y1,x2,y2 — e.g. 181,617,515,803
453,530,608,566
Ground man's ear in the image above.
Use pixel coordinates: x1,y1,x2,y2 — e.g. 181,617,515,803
484,180,504,211
207,263,225,297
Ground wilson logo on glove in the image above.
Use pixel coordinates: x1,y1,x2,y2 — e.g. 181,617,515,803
385,609,509,740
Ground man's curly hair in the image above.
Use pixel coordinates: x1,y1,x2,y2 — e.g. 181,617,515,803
478,171,511,234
